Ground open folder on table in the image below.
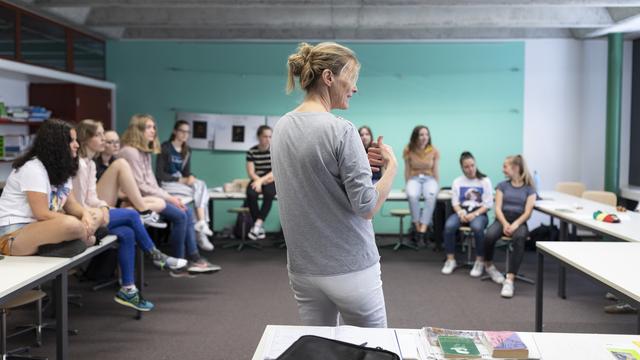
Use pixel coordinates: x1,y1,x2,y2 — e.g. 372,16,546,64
264,325,404,359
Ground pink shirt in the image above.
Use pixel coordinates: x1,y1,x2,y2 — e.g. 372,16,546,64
118,146,171,200
72,157,108,208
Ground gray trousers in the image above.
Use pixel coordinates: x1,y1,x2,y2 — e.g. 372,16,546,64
288,262,387,328
161,179,210,221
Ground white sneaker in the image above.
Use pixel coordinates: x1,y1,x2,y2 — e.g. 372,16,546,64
469,260,484,278
257,227,266,240
141,212,167,229
486,265,505,284
247,225,260,241
441,259,457,275
196,232,214,251
501,280,515,298
194,220,214,236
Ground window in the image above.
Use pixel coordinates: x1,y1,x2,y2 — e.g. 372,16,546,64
73,32,105,79
0,5,15,59
21,13,67,70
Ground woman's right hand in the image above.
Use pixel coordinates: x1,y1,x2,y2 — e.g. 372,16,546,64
168,196,187,211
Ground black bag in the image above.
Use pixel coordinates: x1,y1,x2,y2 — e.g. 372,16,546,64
37,239,87,257
527,224,559,250
83,248,118,282
234,203,254,239
276,335,400,360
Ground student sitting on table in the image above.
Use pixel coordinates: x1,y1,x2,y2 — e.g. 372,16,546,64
119,114,220,275
359,126,381,182
403,125,440,248
90,127,165,228
484,155,536,298
0,119,98,256
156,120,214,251
246,125,276,241
441,151,493,277
74,119,188,311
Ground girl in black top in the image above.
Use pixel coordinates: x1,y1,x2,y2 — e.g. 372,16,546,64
246,125,276,240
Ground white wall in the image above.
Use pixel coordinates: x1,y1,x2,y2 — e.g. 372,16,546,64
0,70,29,107
524,39,632,192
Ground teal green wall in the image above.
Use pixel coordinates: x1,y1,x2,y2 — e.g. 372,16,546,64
106,41,524,233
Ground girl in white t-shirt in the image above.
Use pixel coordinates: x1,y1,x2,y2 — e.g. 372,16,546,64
0,119,99,256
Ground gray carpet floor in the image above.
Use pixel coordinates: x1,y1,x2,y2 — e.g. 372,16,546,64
6,236,637,360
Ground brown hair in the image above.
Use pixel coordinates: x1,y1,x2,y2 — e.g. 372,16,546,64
169,120,190,158
121,114,160,154
408,125,432,153
358,126,373,149
286,42,360,94
76,119,103,159
506,154,534,188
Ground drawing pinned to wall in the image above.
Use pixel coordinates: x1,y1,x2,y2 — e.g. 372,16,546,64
214,114,264,151
176,112,216,150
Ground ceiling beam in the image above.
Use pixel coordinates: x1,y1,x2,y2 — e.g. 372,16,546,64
33,0,640,7
85,6,613,28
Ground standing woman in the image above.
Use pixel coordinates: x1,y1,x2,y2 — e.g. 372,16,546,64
245,125,276,241
157,120,214,251
0,119,97,256
359,126,381,182
403,125,440,248
441,152,493,276
119,114,220,274
74,119,187,310
483,155,536,298
272,42,398,327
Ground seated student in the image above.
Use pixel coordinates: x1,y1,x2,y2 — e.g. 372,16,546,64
119,114,220,274
246,125,276,240
0,119,97,256
403,125,440,247
484,155,536,298
359,126,381,182
156,120,214,251
441,151,493,277
74,119,188,311
91,128,165,228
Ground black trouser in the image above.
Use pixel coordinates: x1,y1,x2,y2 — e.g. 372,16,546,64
246,181,276,222
484,212,528,275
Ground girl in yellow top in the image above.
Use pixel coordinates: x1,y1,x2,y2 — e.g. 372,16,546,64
403,125,440,247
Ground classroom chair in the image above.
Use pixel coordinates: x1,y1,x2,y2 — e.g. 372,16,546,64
384,209,418,251
457,226,475,268
555,182,586,197
223,207,262,251
582,190,617,206
481,236,535,285
1,290,48,360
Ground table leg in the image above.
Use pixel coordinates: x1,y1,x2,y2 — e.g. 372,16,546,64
558,220,568,299
136,248,145,320
54,271,68,360
535,252,544,332
637,303,640,335
209,198,215,235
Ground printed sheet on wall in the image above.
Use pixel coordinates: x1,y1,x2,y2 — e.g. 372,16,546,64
176,112,266,151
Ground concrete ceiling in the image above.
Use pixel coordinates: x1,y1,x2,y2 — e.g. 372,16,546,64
8,0,640,40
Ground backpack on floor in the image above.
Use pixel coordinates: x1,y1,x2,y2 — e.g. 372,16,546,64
527,224,559,250
233,205,254,239
84,248,118,282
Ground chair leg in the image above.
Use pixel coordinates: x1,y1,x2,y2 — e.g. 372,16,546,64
391,216,418,251
505,246,536,285
2,308,7,356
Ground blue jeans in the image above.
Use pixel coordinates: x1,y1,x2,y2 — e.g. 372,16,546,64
108,208,156,286
443,213,488,256
161,203,198,259
406,175,439,226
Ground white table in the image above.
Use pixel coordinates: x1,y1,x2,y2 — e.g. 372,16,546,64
535,190,640,243
0,235,117,360
535,241,640,334
253,325,640,360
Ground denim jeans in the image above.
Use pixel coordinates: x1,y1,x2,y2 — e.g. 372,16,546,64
443,213,488,256
484,220,528,275
406,175,439,225
161,203,198,259
288,262,387,328
108,208,156,286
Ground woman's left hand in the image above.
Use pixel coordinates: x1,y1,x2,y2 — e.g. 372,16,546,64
251,180,263,194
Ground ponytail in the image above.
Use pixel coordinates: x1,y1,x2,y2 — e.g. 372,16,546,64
459,151,486,179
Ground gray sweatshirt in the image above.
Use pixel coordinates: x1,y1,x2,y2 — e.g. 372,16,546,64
271,112,380,276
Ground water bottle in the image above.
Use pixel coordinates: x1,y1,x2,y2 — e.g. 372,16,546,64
533,170,541,190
